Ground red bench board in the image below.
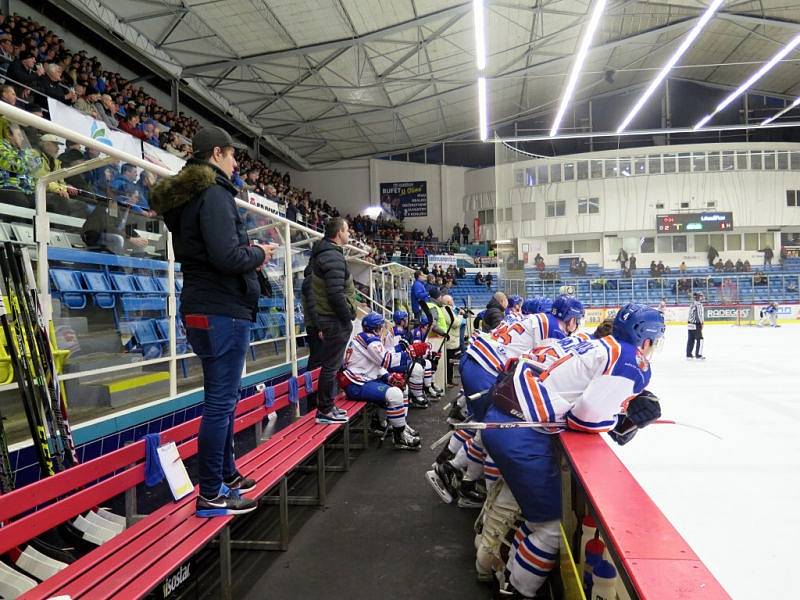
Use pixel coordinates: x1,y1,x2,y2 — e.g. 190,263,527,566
560,432,731,599
23,398,363,600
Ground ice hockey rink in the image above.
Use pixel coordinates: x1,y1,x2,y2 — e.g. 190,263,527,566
610,322,798,600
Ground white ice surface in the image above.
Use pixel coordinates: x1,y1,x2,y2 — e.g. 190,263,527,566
608,324,800,600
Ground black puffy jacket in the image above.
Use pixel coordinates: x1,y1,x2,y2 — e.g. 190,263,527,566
309,238,355,324
150,160,265,321
481,297,505,332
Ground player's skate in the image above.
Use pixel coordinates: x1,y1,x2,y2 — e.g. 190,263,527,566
404,423,419,438
447,402,468,424
409,393,429,409
457,479,487,509
393,427,421,451
427,384,445,398
425,461,461,504
433,446,455,468
370,413,388,436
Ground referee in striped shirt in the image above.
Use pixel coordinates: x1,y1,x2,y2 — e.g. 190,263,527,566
686,292,705,359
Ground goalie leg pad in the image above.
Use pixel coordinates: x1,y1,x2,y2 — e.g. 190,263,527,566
475,479,521,580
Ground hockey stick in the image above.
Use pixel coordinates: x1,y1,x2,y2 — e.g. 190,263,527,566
452,419,722,439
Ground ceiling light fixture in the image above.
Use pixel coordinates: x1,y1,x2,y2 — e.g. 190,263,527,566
550,0,607,137
478,76,488,141
473,0,486,71
694,32,800,130
760,96,800,127
617,0,724,133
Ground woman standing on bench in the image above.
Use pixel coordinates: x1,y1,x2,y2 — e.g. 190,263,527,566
151,126,275,517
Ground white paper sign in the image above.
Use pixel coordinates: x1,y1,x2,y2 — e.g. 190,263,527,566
156,441,194,500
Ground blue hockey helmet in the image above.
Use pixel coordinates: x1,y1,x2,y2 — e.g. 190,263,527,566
613,303,665,349
507,295,523,309
551,295,584,322
418,314,429,326
538,297,553,314
393,310,408,325
362,312,386,333
521,298,538,315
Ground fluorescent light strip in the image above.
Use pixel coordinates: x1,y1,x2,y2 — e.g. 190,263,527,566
478,76,488,140
617,0,724,133
550,0,607,137
473,0,486,71
760,96,800,127
694,32,800,130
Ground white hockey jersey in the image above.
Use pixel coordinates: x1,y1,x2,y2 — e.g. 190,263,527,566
341,331,410,385
384,325,409,352
501,335,651,433
465,313,567,377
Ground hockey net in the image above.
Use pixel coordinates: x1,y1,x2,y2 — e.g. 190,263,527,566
719,279,755,326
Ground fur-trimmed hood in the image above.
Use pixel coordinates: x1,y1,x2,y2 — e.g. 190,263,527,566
149,160,238,215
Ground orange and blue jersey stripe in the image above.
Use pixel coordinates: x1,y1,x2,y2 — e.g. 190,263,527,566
468,334,505,374
519,365,556,423
466,439,485,465
484,457,500,482
565,410,616,433
597,335,622,375
534,313,549,340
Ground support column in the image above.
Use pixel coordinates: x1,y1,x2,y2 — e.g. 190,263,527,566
171,79,179,114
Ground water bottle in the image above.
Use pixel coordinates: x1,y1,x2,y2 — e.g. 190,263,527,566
591,559,618,600
579,515,598,565
583,537,605,595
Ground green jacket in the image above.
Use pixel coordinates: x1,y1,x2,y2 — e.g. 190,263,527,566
0,140,39,194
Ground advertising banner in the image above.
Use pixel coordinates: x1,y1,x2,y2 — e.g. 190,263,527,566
142,143,185,173
247,191,285,217
47,99,142,159
703,305,751,322
379,181,427,218
428,254,458,269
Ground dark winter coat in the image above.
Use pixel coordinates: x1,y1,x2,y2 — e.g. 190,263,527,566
481,297,505,333
309,237,356,324
150,160,265,321
301,261,318,330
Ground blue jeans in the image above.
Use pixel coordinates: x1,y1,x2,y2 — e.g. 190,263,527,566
184,314,251,498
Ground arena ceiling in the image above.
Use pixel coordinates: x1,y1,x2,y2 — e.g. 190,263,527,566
59,0,800,167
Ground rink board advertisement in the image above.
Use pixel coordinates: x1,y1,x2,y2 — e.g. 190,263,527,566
703,305,752,322
581,304,800,327
428,255,458,269
379,181,427,218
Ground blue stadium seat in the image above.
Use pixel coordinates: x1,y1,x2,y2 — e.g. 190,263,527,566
49,269,88,310
81,271,116,310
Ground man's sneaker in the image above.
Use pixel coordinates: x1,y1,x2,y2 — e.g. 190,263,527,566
425,461,461,504
393,427,421,451
695,355,706,360
409,394,429,409
457,479,487,509
196,484,257,517
316,408,348,424
447,402,468,424
223,473,256,495
404,424,419,438
332,405,348,417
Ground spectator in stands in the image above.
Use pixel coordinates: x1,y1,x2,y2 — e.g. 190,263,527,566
80,195,146,254
577,257,587,276
150,126,274,517
426,225,433,241
760,245,774,267
474,271,484,285
485,272,493,290
37,63,75,107
135,170,157,213
743,259,751,272
649,260,658,277
452,223,460,244
616,247,627,269
735,258,744,272
714,259,724,272
534,252,543,265
0,123,38,205
71,84,98,117
780,246,788,268
621,265,632,278
118,113,147,141
0,84,19,108
754,271,767,286
306,217,356,425
461,223,470,245
569,257,578,274
629,254,637,271
94,94,117,129
33,133,78,212
6,50,42,100
679,261,687,274
111,163,139,203
723,259,735,273
656,260,665,275
707,244,719,267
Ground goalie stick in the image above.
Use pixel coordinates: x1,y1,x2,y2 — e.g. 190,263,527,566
451,419,721,439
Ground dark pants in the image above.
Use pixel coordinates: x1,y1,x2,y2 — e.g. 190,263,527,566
308,316,352,413
305,326,322,409
445,347,459,385
462,234,468,244
184,314,251,498
686,325,704,358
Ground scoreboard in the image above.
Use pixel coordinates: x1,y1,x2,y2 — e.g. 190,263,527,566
656,212,733,233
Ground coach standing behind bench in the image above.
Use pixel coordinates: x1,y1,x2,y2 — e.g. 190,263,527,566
151,126,275,518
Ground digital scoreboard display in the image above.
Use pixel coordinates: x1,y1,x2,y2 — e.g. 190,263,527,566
656,212,733,233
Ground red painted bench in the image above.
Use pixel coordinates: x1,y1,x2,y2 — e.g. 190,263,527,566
560,432,731,599
2,368,365,599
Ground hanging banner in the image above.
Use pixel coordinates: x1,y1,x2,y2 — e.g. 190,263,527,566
142,143,185,173
473,217,481,242
428,254,458,269
247,191,285,217
47,99,143,159
379,180,427,218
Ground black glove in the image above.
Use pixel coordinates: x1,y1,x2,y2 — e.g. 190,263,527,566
626,390,661,429
608,416,638,446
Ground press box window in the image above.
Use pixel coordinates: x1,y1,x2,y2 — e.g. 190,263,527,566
545,201,566,217
577,197,600,214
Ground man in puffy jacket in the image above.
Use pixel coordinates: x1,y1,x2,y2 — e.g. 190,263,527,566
307,217,357,424
151,126,274,518
481,292,508,332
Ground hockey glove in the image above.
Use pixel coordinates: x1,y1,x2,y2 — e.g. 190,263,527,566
387,373,406,389
626,390,661,429
608,416,638,446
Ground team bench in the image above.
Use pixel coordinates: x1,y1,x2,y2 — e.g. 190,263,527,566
0,368,366,599
559,432,730,599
